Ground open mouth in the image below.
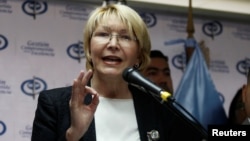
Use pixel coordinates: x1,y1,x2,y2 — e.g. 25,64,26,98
102,56,122,63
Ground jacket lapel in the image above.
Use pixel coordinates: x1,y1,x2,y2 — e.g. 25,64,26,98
130,85,160,141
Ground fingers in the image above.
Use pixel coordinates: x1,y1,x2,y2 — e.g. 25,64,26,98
84,86,99,110
71,70,93,106
70,79,80,107
67,70,98,140
77,69,93,86
90,94,99,111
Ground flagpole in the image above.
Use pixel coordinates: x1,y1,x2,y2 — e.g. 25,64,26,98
185,0,195,65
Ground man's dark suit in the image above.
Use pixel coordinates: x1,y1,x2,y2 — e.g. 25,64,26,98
31,85,207,141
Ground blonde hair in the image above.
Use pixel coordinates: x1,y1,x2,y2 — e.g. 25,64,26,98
83,4,151,71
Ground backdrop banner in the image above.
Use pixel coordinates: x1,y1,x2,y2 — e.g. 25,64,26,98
0,0,249,140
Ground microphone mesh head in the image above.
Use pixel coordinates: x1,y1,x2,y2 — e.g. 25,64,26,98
122,67,134,82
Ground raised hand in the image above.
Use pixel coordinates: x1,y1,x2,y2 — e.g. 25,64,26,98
66,69,99,141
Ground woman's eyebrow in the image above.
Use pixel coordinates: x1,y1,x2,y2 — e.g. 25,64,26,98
98,25,128,33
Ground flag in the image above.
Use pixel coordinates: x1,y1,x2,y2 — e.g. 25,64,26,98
174,42,228,130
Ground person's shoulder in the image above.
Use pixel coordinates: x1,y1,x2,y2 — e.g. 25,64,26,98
41,86,72,94
38,86,72,103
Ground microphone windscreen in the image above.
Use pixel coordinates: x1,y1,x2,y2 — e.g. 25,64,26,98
122,67,133,82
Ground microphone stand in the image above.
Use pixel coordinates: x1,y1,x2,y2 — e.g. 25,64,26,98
147,90,208,140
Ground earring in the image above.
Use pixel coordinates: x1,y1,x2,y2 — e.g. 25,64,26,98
133,63,139,69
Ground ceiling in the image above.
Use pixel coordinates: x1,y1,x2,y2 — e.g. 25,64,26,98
70,0,250,23
130,0,250,15
130,0,250,23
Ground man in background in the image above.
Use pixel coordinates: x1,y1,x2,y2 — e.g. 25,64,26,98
242,68,250,125
142,50,174,94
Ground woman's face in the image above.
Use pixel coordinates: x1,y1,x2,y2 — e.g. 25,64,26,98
90,15,139,77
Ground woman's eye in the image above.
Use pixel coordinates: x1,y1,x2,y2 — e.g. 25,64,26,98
148,71,157,76
120,35,131,40
96,32,109,37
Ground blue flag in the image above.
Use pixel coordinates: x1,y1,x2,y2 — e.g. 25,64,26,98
174,42,228,130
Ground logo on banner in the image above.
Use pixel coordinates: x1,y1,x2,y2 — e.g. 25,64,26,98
167,18,187,33
202,20,223,39
22,0,47,18
60,4,95,21
232,26,250,41
0,121,7,136
210,60,229,73
236,58,250,75
21,40,55,56
0,1,12,14
0,34,8,51
19,124,32,138
164,38,188,70
172,53,186,70
21,77,47,99
67,41,85,62
0,80,11,95
139,12,157,28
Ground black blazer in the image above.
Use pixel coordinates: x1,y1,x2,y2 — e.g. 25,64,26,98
31,85,207,141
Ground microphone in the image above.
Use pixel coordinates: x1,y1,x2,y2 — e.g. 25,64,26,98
123,67,208,139
122,67,171,102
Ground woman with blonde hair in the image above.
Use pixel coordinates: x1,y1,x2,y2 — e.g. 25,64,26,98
31,4,205,141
